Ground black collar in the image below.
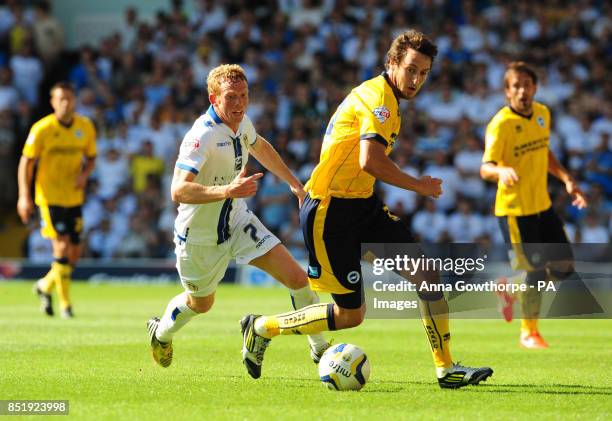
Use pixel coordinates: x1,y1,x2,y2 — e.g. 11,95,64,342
508,105,532,120
56,117,74,128
382,71,401,105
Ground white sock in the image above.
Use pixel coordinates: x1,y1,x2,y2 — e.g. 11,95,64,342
290,286,328,351
254,317,269,337
156,292,198,343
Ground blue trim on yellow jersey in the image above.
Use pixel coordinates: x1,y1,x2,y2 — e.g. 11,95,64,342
176,163,199,175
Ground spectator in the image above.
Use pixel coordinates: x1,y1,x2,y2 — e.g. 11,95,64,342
9,42,43,105
130,140,165,193
32,1,64,67
412,199,448,243
447,199,484,242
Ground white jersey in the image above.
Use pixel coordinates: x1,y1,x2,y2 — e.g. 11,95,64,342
174,106,257,245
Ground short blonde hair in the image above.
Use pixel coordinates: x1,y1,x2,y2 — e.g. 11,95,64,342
206,64,248,96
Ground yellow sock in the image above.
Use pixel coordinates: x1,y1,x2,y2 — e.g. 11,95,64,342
257,303,333,338
419,298,453,370
519,287,541,335
52,262,73,310
39,267,56,294
521,319,538,335
506,272,527,300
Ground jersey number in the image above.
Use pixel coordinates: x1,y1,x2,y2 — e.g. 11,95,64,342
243,223,260,242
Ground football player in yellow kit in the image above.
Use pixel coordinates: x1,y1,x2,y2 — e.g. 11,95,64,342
17,82,96,318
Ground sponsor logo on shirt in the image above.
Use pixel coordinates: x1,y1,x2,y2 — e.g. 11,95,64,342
255,234,272,249
373,105,391,123
307,265,320,278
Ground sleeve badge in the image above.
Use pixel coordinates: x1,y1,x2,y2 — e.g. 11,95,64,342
373,105,391,123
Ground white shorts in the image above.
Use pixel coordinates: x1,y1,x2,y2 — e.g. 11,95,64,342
175,212,280,297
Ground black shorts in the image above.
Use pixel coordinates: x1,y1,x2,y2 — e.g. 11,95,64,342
300,194,414,309
39,205,83,244
498,206,573,270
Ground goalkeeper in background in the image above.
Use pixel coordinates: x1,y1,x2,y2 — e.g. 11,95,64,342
17,82,96,319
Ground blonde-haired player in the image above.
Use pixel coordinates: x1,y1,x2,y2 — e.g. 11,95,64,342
146,64,329,376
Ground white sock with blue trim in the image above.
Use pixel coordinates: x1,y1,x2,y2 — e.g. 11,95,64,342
156,292,197,343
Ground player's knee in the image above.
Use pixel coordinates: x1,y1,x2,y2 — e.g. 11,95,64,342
335,305,366,329
187,295,215,314
417,289,444,302
53,236,70,256
283,267,309,290
526,269,547,286
548,262,575,280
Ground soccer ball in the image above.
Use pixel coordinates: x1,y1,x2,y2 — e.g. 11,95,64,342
318,343,370,391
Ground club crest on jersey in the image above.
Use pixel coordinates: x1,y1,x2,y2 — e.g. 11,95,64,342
373,105,390,123
537,116,545,127
242,133,248,144
186,138,200,151
75,129,83,139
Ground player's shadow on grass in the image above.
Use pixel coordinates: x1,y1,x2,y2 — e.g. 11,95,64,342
216,376,611,396
470,383,612,396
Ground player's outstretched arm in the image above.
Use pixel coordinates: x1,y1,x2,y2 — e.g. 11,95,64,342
17,155,36,224
170,166,263,204
359,139,442,198
548,150,587,209
249,134,306,206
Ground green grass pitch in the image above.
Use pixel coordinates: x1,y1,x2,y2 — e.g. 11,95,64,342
1,282,610,420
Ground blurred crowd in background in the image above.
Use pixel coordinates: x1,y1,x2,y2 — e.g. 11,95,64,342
0,0,610,262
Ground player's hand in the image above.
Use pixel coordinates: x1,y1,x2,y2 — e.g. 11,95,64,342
17,195,34,224
75,173,88,190
417,176,443,198
498,166,519,187
565,179,588,209
290,184,306,208
226,167,264,199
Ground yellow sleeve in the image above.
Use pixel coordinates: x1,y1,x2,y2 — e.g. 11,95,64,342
22,121,45,159
85,119,97,158
483,118,506,164
354,96,395,147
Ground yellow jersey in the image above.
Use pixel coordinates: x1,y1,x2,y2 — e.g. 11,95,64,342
305,73,400,199
483,102,551,216
22,113,96,207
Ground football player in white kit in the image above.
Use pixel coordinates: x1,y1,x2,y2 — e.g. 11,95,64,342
147,65,329,378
